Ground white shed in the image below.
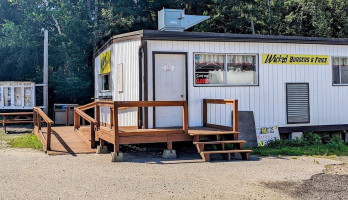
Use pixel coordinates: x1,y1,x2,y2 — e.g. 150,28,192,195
93,30,348,133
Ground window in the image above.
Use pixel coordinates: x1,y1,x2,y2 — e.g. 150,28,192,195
333,57,348,85
194,53,258,86
102,74,110,91
4,87,11,106
24,87,33,107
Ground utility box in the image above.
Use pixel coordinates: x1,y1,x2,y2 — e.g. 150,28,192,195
54,104,78,125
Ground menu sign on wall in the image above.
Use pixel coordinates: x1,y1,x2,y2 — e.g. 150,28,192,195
262,54,329,65
100,50,111,74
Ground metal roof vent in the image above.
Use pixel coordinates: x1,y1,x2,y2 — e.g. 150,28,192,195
158,8,210,32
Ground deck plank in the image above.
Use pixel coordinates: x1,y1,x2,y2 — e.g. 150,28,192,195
41,126,95,155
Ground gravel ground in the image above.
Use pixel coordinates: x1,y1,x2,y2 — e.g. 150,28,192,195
0,147,345,200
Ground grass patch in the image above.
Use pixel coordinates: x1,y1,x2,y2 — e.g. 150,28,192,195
250,132,348,157
6,134,43,151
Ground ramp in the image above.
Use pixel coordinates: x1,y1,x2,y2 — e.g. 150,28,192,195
41,126,95,155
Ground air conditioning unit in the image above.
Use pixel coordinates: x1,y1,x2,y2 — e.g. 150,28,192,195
158,8,210,32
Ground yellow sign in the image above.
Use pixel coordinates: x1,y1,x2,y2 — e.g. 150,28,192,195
100,50,111,74
262,54,329,65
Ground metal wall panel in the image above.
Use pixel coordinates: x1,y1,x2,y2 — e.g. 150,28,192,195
147,40,348,128
95,39,141,126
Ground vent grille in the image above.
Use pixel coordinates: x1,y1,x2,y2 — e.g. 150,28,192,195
286,83,310,124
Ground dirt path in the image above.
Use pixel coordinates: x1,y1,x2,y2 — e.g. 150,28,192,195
0,148,345,200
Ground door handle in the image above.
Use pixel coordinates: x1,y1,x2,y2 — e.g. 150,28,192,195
181,95,184,98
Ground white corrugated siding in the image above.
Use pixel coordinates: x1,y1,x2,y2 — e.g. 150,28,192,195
94,39,141,126
147,40,348,128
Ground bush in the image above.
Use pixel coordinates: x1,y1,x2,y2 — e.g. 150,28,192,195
252,132,348,156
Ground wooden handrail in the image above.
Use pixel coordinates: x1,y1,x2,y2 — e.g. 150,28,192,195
78,102,96,111
74,107,97,148
33,107,53,151
74,108,97,124
33,107,53,124
115,101,185,108
111,100,188,154
203,99,238,132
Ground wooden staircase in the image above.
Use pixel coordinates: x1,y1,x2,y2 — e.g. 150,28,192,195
190,132,252,162
191,99,253,162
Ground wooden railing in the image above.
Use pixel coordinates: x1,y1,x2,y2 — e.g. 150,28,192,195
0,112,33,132
74,107,98,148
33,107,53,151
113,100,188,131
203,99,238,132
112,101,188,153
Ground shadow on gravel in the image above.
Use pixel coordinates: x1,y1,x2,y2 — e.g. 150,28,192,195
264,164,348,199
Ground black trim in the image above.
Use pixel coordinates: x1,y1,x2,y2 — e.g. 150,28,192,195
94,29,348,59
142,30,348,45
152,52,188,128
93,30,144,58
286,83,310,124
279,124,348,133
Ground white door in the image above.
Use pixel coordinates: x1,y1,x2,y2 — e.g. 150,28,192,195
155,53,186,127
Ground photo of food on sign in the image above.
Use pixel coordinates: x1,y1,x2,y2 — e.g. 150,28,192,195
256,126,280,146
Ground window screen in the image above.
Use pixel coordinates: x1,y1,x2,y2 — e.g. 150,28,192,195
333,57,348,85
194,53,258,86
286,83,310,124
102,74,110,91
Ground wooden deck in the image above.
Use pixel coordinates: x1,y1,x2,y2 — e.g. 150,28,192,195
41,126,95,155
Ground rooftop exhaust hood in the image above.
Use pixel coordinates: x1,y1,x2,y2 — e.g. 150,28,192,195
158,8,210,32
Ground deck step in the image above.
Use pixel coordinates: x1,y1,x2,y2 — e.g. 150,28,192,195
193,140,246,145
200,149,253,162
201,149,252,154
188,131,239,136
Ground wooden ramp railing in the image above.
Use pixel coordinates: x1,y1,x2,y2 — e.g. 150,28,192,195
74,106,98,148
33,107,53,151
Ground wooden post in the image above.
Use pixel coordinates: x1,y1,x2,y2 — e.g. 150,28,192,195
233,100,238,132
96,102,100,129
46,123,51,150
66,106,70,126
73,109,79,130
76,115,80,129
203,99,207,127
113,102,119,153
38,115,42,131
110,107,113,129
183,101,188,134
33,111,37,126
90,122,95,148
2,116,6,132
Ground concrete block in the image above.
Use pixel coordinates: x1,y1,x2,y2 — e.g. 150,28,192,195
96,145,108,154
162,150,177,159
111,152,124,162
290,132,303,140
345,132,348,144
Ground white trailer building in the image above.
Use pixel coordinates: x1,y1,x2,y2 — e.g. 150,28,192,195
93,30,348,135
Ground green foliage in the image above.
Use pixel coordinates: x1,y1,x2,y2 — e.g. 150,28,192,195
5,134,43,150
252,132,348,156
2,0,348,107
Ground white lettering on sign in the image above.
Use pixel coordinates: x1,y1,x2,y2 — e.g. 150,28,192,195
162,64,175,72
